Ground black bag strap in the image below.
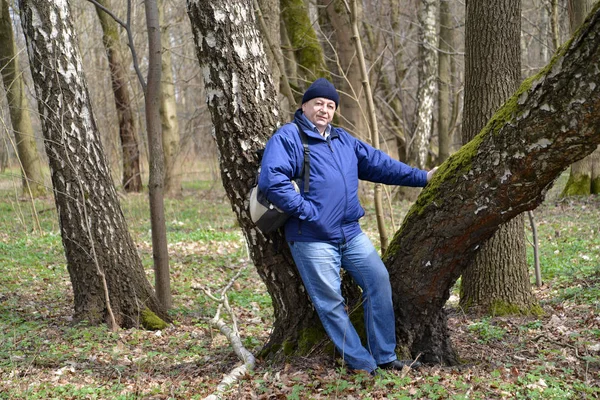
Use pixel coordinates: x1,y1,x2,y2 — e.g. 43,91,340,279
292,123,310,193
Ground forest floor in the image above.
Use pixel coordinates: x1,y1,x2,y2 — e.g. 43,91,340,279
0,173,599,399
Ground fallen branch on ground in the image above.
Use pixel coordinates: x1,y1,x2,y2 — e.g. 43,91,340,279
194,267,256,399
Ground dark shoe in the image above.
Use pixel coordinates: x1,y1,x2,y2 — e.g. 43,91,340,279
378,359,422,370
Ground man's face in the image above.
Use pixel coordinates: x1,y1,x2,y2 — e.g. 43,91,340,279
302,97,336,132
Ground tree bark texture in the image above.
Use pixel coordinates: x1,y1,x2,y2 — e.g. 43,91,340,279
562,0,598,196
158,0,182,198
459,0,537,316
145,0,172,310
0,0,46,197
186,0,323,359
94,0,142,193
385,2,600,364
280,0,328,88
20,0,169,326
459,218,535,313
409,0,438,169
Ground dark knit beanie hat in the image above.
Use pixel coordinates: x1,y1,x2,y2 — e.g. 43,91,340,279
302,78,339,108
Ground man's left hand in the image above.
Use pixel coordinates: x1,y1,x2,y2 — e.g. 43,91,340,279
427,167,439,183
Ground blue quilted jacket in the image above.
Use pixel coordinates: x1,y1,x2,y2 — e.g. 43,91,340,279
257,109,428,244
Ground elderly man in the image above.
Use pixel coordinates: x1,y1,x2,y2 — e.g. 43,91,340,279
258,78,436,375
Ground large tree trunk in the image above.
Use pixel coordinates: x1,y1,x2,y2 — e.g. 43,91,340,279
186,0,323,359
458,0,537,316
20,0,169,326
94,0,143,193
0,0,46,197
386,2,600,364
561,0,598,197
158,0,182,198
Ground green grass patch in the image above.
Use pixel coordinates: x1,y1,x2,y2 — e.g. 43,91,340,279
2,171,600,398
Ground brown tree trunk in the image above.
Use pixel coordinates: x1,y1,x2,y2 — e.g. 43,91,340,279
20,0,169,327
0,0,46,197
280,0,328,88
94,0,142,193
437,0,453,164
386,2,600,363
562,0,596,197
187,0,323,358
459,218,535,313
145,0,172,310
159,0,182,198
458,0,537,316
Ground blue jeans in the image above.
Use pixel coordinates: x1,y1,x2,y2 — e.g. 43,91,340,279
288,233,397,372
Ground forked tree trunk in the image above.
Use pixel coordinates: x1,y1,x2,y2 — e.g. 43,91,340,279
386,2,600,364
20,0,169,327
188,0,600,365
186,0,322,358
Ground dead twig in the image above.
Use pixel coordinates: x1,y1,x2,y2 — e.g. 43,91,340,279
195,267,256,399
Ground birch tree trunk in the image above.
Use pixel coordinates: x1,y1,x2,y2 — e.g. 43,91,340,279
186,0,322,359
94,0,142,193
0,0,46,197
20,0,169,327
409,0,438,169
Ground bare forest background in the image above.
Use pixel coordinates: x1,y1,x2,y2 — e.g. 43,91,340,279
1,0,579,187
1,0,218,186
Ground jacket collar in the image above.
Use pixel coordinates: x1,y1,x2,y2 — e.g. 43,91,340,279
294,109,337,140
